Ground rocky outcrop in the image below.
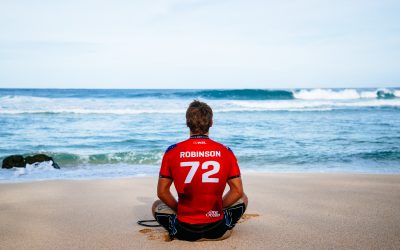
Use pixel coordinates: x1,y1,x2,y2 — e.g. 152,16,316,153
1,154,60,169
2,155,26,169
25,154,60,169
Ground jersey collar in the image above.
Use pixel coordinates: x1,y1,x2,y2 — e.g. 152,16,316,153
190,135,209,139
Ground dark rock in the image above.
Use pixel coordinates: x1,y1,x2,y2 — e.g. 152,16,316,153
2,155,26,169
25,154,60,169
2,154,60,169
25,154,52,164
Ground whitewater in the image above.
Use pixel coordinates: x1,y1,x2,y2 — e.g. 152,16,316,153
0,88,399,182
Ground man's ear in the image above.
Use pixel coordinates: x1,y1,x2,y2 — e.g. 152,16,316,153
210,119,213,127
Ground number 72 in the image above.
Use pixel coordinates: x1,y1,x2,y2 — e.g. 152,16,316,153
180,161,220,183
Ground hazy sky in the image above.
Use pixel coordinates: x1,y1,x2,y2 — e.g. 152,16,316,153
0,0,399,89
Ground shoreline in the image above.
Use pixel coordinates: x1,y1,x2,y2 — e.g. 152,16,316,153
2,170,400,184
1,173,400,249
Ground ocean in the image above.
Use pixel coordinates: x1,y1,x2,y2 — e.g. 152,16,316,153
0,88,399,182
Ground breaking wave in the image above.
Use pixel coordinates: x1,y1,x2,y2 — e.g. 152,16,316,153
293,88,399,100
192,89,294,100
3,148,400,170
0,151,164,168
1,88,399,101
50,151,164,166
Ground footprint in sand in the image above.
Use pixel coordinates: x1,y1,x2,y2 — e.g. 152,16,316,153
238,213,260,223
139,228,171,241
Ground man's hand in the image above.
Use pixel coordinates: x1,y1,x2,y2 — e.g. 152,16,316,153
223,177,245,208
157,177,178,211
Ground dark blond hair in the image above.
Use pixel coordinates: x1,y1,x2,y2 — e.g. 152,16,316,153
186,100,213,134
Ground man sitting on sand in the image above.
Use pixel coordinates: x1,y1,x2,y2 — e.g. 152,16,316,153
152,100,248,241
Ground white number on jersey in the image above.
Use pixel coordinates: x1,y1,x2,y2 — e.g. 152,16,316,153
201,161,220,183
180,161,220,183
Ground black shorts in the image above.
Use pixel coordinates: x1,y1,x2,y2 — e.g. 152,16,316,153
154,202,246,241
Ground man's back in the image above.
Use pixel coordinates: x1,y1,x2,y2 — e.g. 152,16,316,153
153,100,247,241
160,135,240,224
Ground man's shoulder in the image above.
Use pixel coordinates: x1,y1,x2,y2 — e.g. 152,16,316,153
209,139,235,154
165,143,177,153
164,139,188,153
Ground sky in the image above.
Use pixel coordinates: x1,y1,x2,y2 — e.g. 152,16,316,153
0,0,399,89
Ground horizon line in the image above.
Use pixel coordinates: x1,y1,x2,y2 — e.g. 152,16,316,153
0,86,399,90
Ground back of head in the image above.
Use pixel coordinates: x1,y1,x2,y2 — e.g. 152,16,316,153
186,100,213,135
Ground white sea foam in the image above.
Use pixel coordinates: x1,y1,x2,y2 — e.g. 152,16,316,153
1,163,160,182
293,89,361,100
1,90,399,115
13,161,56,177
0,108,185,115
360,91,377,98
2,99,400,114
0,95,187,114
293,88,400,100
223,100,331,111
223,99,400,111
0,95,51,102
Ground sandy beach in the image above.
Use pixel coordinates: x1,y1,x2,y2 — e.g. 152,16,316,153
1,173,399,249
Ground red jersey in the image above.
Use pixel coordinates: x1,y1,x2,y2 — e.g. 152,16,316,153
159,135,241,224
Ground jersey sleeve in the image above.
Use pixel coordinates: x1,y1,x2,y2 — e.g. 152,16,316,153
227,149,241,179
159,152,172,179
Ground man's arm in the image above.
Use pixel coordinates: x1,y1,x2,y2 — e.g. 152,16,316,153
157,178,178,211
222,177,244,208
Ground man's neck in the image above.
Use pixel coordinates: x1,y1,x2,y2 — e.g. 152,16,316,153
190,132,209,137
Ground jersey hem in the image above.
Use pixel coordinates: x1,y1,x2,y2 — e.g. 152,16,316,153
159,175,173,179
228,175,241,180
